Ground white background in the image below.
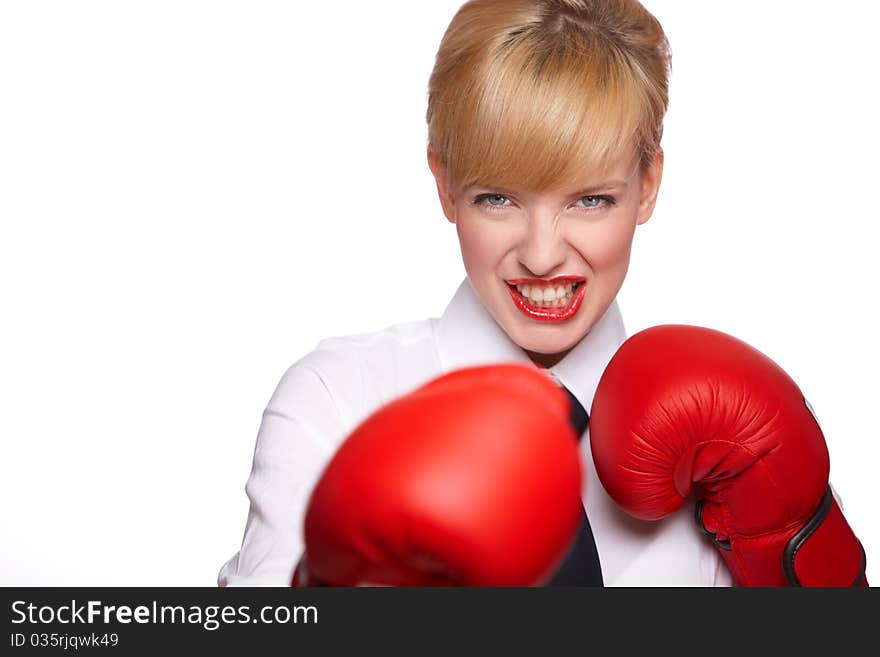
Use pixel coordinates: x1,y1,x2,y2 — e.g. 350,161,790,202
1,1,877,585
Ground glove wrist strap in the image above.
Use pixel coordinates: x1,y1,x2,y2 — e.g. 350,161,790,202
782,485,867,587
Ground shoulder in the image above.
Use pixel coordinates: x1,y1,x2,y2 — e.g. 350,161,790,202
313,318,436,360
272,318,442,428
303,318,438,379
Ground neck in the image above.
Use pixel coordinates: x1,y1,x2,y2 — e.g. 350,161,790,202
525,348,572,369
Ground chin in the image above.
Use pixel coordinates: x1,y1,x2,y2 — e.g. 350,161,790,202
508,326,584,358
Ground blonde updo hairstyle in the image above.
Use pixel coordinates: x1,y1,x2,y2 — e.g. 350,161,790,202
427,0,671,192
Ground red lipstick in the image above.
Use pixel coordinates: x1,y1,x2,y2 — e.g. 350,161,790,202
506,278,587,323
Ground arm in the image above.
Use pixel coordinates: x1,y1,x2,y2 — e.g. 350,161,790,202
218,363,345,586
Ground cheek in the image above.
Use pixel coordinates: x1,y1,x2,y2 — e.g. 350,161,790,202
576,219,636,274
456,218,511,272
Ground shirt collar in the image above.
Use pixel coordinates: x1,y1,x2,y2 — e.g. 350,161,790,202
549,295,627,415
435,278,628,414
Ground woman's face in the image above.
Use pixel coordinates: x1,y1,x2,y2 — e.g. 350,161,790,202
428,147,663,367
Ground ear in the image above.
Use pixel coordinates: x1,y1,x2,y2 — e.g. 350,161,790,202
636,148,664,226
427,146,457,224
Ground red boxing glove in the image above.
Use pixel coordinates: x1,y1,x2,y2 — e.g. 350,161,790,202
292,364,583,586
590,325,867,587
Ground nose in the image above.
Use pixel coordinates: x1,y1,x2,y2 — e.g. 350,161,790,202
516,213,568,277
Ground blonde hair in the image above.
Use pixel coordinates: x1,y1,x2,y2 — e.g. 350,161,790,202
426,0,671,191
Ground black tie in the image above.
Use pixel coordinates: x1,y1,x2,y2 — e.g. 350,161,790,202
546,385,604,587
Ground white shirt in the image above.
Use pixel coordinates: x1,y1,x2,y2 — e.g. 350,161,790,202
218,278,734,587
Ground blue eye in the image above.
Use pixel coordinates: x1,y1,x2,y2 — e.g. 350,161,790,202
473,193,615,212
576,195,612,209
473,194,511,210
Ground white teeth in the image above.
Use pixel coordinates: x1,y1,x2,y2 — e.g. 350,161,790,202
513,281,580,307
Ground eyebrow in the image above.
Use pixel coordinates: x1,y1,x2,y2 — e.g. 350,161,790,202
471,180,629,196
570,180,629,195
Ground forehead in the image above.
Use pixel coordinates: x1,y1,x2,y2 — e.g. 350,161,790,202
464,146,641,194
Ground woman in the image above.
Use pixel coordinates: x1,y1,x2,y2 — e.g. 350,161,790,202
218,0,733,587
